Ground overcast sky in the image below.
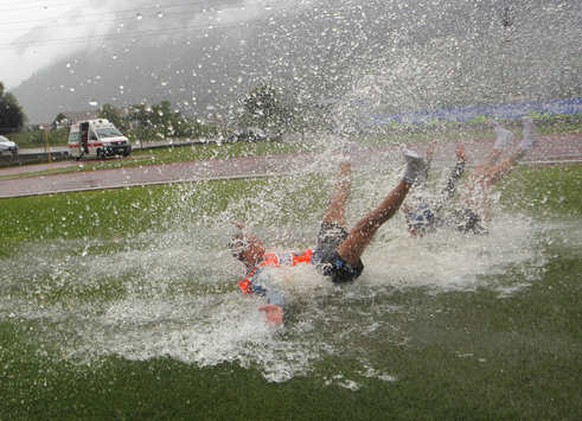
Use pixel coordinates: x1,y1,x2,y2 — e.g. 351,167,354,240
0,0,303,90
0,0,104,89
5,0,582,124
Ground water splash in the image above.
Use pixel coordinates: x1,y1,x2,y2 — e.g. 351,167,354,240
1,155,571,383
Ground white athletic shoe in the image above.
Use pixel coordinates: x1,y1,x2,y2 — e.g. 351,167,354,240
493,124,514,150
403,150,427,184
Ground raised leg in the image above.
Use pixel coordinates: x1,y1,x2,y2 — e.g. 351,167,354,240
322,161,352,227
338,179,412,265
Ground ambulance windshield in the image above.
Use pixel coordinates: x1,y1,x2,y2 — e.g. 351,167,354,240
96,127,123,138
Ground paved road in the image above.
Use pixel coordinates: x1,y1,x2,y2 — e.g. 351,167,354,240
1,134,581,199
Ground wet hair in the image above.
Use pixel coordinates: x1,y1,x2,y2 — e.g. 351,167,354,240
228,233,249,259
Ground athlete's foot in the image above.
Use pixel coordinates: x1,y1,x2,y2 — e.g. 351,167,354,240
493,122,514,150
403,150,427,184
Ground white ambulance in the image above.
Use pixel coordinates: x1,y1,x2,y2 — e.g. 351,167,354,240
68,119,131,159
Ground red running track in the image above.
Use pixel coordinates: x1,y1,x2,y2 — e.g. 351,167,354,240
1,134,581,199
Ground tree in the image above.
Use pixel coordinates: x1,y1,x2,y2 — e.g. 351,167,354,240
95,100,216,142
150,100,179,138
0,82,26,135
239,84,293,132
99,104,128,132
128,100,193,140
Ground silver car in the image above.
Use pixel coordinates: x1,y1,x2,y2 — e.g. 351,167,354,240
225,127,268,143
0,135,18,156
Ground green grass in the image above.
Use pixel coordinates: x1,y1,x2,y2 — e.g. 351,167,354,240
0,164,581,420
499,164,582,218
131,138,314,164
0,180,253,252
0,173,327,254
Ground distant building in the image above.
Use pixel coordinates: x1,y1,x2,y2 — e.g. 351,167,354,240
51,110,100,130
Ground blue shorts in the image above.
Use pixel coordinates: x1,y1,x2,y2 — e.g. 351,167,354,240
312,222,364,284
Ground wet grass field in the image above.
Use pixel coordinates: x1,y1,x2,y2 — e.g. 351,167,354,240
0,164,581,420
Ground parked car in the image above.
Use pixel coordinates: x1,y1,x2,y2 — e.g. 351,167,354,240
0,135,18,156
225,127,268,143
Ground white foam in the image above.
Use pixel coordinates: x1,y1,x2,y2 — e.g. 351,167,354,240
363,211,546,294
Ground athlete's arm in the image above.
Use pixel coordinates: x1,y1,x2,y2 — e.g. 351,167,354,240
258,288,285,326
240,268,286,326
435,143,466,210
259,304,284,326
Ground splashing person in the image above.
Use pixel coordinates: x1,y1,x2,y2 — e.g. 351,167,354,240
229,149,427,326
404,117,539,236
403,142,468,236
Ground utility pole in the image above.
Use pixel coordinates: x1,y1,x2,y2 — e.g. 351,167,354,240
500,2,515,104
44,126,52,165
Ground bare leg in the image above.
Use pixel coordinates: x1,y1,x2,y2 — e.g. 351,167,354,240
486,122,514,165
492,116,537,178
465,143,531,222
322,161,352,227
461,118,538,223
338,179,412,265
485,148,503,166
478,117,537,186
478,145,528,188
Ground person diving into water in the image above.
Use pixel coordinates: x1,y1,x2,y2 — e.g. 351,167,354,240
229,149,427,326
